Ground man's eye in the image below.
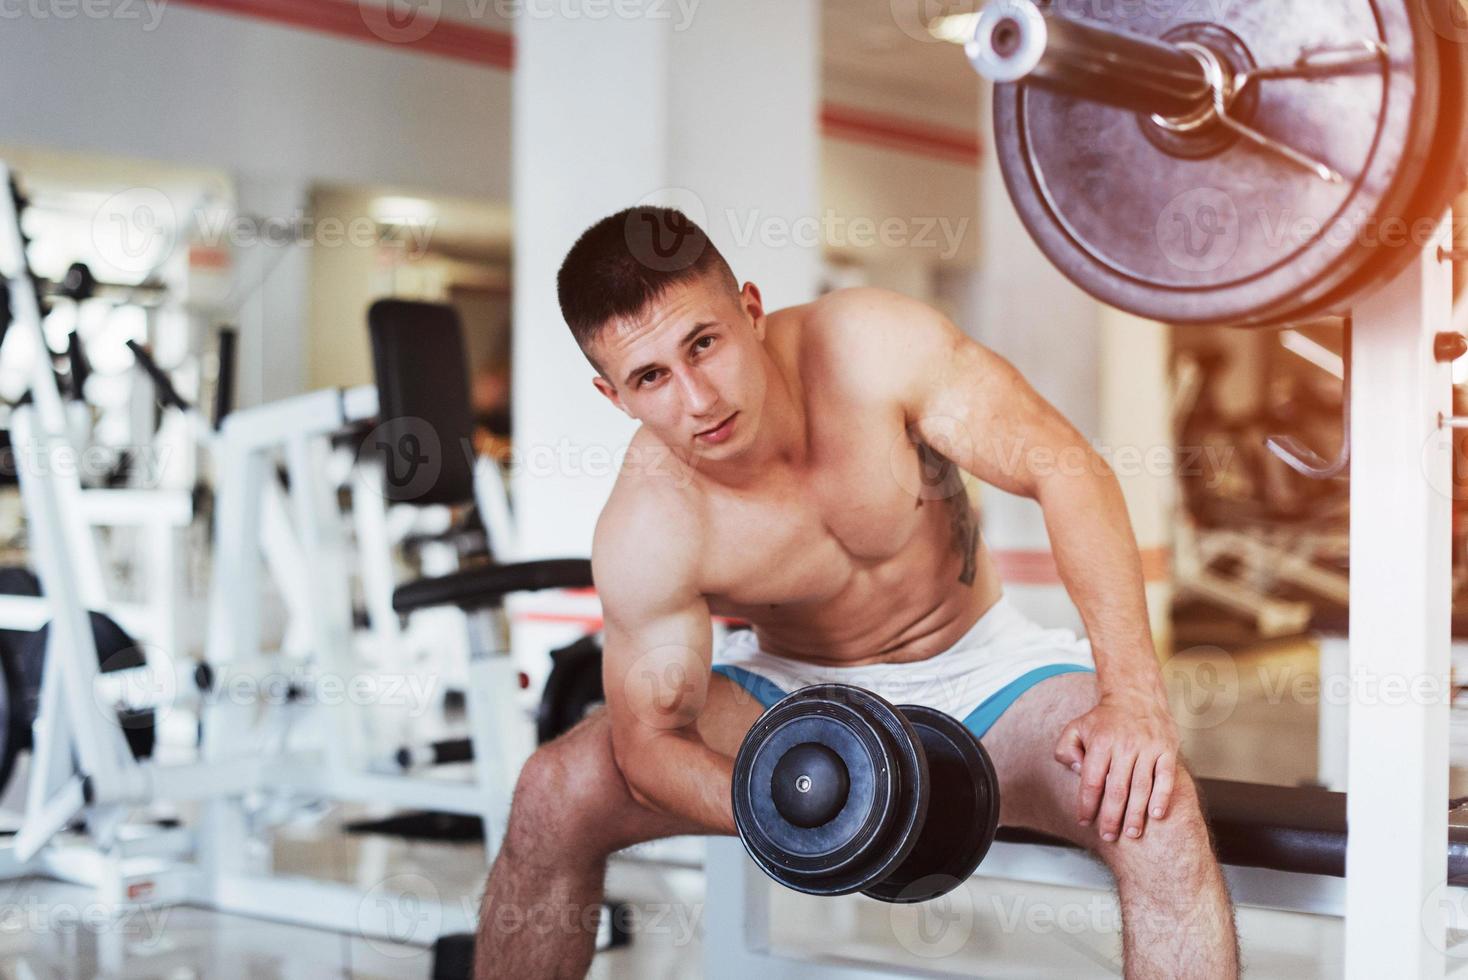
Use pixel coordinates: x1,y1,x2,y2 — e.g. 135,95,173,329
640,371,660,386
696,335,715,350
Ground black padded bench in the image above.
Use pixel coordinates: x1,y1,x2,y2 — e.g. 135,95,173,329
392,558,594,614
998,777,1468,882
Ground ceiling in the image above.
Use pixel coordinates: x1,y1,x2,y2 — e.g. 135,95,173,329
821,0,981,125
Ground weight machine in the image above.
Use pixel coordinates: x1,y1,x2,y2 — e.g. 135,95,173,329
0,161,600,954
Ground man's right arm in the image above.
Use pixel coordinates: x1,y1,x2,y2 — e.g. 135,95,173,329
592,497,737,834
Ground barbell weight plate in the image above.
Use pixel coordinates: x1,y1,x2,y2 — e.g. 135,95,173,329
732,685,929,896
861,706,1001,905
1291,11,1468,324
991,0,1450,327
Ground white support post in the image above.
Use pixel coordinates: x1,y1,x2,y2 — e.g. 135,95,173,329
703,838,773,977
1344,225,1454,977
283,431,365,768
351,459,405,671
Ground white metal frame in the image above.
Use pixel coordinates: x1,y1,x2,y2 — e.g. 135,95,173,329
0,160,522,944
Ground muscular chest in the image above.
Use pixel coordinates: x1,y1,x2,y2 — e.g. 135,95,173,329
703,411,940,607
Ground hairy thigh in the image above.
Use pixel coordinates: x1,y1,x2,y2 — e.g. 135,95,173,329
980,671,1101,842
980,672,1214,869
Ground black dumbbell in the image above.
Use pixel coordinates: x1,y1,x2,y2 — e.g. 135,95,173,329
731,684,1000,904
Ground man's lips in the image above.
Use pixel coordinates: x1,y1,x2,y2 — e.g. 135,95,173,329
696,413,738,439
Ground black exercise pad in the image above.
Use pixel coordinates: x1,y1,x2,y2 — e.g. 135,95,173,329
996,777,1468,881
345,811,483,843
393,559,593,613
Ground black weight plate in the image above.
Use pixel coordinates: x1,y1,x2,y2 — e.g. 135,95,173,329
18,613,150,763
0,641,16,799
863,706,1001,904
732,685,929,896
536,634,604,745
992,0,1442,327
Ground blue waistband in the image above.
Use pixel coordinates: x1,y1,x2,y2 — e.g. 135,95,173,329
711,662,1094,740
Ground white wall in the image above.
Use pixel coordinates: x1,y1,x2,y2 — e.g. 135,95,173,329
0,5,511,197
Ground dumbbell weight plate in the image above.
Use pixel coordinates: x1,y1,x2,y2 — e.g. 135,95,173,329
861,706,1001,904
731,685,929,896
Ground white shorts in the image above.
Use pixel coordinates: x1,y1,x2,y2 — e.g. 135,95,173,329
711,596,1096,739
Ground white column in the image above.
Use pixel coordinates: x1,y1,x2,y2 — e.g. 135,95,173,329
973,87,1173,643
232,174,312,407
1099,307,1175,650
1343,230,1453,978
511,4,822,561
973,87,1100,636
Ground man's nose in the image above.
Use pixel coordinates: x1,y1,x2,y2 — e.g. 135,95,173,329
677,368,718,415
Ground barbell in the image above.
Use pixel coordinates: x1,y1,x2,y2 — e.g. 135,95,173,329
967,0,1468,327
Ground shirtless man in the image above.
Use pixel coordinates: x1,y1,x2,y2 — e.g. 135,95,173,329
476,207,1238,979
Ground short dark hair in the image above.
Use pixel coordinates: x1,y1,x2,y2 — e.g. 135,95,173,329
557,206,739,353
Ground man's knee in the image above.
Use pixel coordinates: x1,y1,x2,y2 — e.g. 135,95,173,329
1094,770,1214,880
507,715,637,852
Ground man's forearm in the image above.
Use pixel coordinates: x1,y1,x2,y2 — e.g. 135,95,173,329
618,729,737,834
1036,460,1167,703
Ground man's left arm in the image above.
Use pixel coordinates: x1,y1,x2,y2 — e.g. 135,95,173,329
846,289,1181,842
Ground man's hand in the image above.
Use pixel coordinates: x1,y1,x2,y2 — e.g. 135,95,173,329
1054,692,1181,842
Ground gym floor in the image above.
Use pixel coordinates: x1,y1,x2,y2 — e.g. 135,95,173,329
0,635,1459,979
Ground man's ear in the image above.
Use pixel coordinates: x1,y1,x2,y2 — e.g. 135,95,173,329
742,282,767,340
592,375,629,416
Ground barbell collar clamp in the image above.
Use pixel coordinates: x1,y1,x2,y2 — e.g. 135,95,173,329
967,0,1214,120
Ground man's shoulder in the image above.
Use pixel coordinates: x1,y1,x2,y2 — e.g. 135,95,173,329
596,443,703,561
805,286,929,326
794,288,951,395
593,464,705,612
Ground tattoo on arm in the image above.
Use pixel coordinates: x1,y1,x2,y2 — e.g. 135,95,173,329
916,442,980,586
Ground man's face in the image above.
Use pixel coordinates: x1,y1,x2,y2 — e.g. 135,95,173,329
589,275,768,461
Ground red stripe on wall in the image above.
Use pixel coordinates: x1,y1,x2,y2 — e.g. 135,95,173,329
188,245,231,269
820,105,982,167
174,2,981,166
176,0,516,70
993,548,1172,586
